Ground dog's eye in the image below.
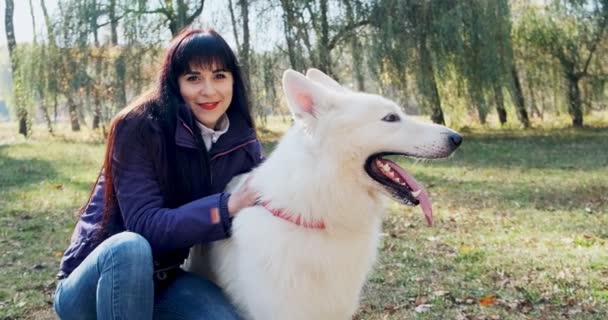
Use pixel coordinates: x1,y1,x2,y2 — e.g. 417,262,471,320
382,113,400,122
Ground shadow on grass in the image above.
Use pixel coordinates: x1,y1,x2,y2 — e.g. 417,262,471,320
446,127,608,170
414,170,607,214
0,145,58,191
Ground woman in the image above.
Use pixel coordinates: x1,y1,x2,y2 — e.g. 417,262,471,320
53,28,262,319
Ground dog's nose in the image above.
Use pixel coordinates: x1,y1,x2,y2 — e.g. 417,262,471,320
448,132,463,147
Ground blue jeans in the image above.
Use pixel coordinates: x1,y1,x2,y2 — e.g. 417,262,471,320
54,232,241,320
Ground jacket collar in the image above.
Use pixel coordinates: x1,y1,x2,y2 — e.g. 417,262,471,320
175,106,257,157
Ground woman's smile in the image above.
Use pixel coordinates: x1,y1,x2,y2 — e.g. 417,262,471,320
197,102,220,110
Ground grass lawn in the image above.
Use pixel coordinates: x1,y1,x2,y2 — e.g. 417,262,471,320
1,118,607,319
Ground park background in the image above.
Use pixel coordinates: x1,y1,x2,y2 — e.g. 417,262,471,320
0,0,607,319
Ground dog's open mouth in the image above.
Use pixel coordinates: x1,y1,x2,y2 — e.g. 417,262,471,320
365,153,433,226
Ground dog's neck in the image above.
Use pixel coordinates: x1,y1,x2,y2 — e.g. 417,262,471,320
251,126,384,233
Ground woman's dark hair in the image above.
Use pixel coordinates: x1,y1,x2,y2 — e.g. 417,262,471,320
89,28,255,236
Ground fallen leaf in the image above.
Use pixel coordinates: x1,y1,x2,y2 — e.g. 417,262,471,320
433,290,450,297
414,304,432,313
480,294,498,307
459,245,474,254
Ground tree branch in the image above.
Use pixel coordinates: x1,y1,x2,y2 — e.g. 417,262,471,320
125,7,171,19
185,1,205,26
328,19,370,50
228,0,241,52
579,9,608,77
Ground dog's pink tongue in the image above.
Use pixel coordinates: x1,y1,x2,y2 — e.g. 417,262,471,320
387,162,433,226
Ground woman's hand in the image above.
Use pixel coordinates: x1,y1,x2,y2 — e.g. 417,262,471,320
227,177,258,217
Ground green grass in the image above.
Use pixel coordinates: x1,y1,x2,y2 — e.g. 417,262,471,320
1,120,607,319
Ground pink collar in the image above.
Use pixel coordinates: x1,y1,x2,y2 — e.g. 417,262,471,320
261,201,326,230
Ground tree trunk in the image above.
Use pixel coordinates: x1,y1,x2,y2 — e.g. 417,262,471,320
418,22,445,125
67,96,81,131
238,0,251,98
317,0,332,75
493,83,507,125
4,0,28,136
420,55,445,125
280,0,303,71
92,21,103,129
110,0,127,109
471,87,488,125
510,66,530,128
40,0,55,42
30,0,52,133
28,0,37,43
526,76,540,119
4,0,16,73
41,0,60,126
40,102,53,134
345,0,365,91
566,74,584,127
176,0,188,32
427,76,445,125
17,109,27,136
167,0,204,36
228,0,241,51
53,94,58,122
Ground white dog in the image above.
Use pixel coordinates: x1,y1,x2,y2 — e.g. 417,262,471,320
185,69,462,320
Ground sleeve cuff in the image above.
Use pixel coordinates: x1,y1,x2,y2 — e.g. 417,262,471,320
219,192,233,237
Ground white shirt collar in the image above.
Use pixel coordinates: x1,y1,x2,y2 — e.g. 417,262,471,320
195,114,230,150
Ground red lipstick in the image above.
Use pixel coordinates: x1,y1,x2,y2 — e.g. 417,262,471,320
198,102,220,110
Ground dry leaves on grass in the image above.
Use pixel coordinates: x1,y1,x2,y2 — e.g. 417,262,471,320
479,294,498,307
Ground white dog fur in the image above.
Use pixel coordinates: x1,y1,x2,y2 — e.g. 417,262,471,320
185,69,460,320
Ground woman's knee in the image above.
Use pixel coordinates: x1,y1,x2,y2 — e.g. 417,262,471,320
103,232,153,273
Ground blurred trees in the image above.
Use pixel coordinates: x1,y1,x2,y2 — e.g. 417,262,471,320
3,0,608,136
4,0,30,136
516,0,608,127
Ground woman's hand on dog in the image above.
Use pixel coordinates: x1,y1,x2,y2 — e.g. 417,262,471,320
227,177,258,217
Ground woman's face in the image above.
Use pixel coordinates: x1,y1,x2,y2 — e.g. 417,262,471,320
178,63,234,128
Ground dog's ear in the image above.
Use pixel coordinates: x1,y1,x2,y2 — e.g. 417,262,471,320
282,69,331,128
305,68,349,93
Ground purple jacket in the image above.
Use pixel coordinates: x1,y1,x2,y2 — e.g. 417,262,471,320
57,109,263,280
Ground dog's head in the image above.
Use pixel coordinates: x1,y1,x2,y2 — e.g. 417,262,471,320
282,69,462,225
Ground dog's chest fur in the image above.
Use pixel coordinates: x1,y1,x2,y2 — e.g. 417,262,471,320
208,204,384,320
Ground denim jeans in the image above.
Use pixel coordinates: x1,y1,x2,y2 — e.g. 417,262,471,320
54,232,241,320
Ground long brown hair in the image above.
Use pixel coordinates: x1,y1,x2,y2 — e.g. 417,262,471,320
89,28,255,236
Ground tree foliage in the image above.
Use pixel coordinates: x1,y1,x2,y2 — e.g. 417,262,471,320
4,0,607,135
515,0,608,127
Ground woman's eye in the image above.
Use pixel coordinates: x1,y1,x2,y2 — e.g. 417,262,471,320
214,73,227,80
186,75,199,82
382,113,400,122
